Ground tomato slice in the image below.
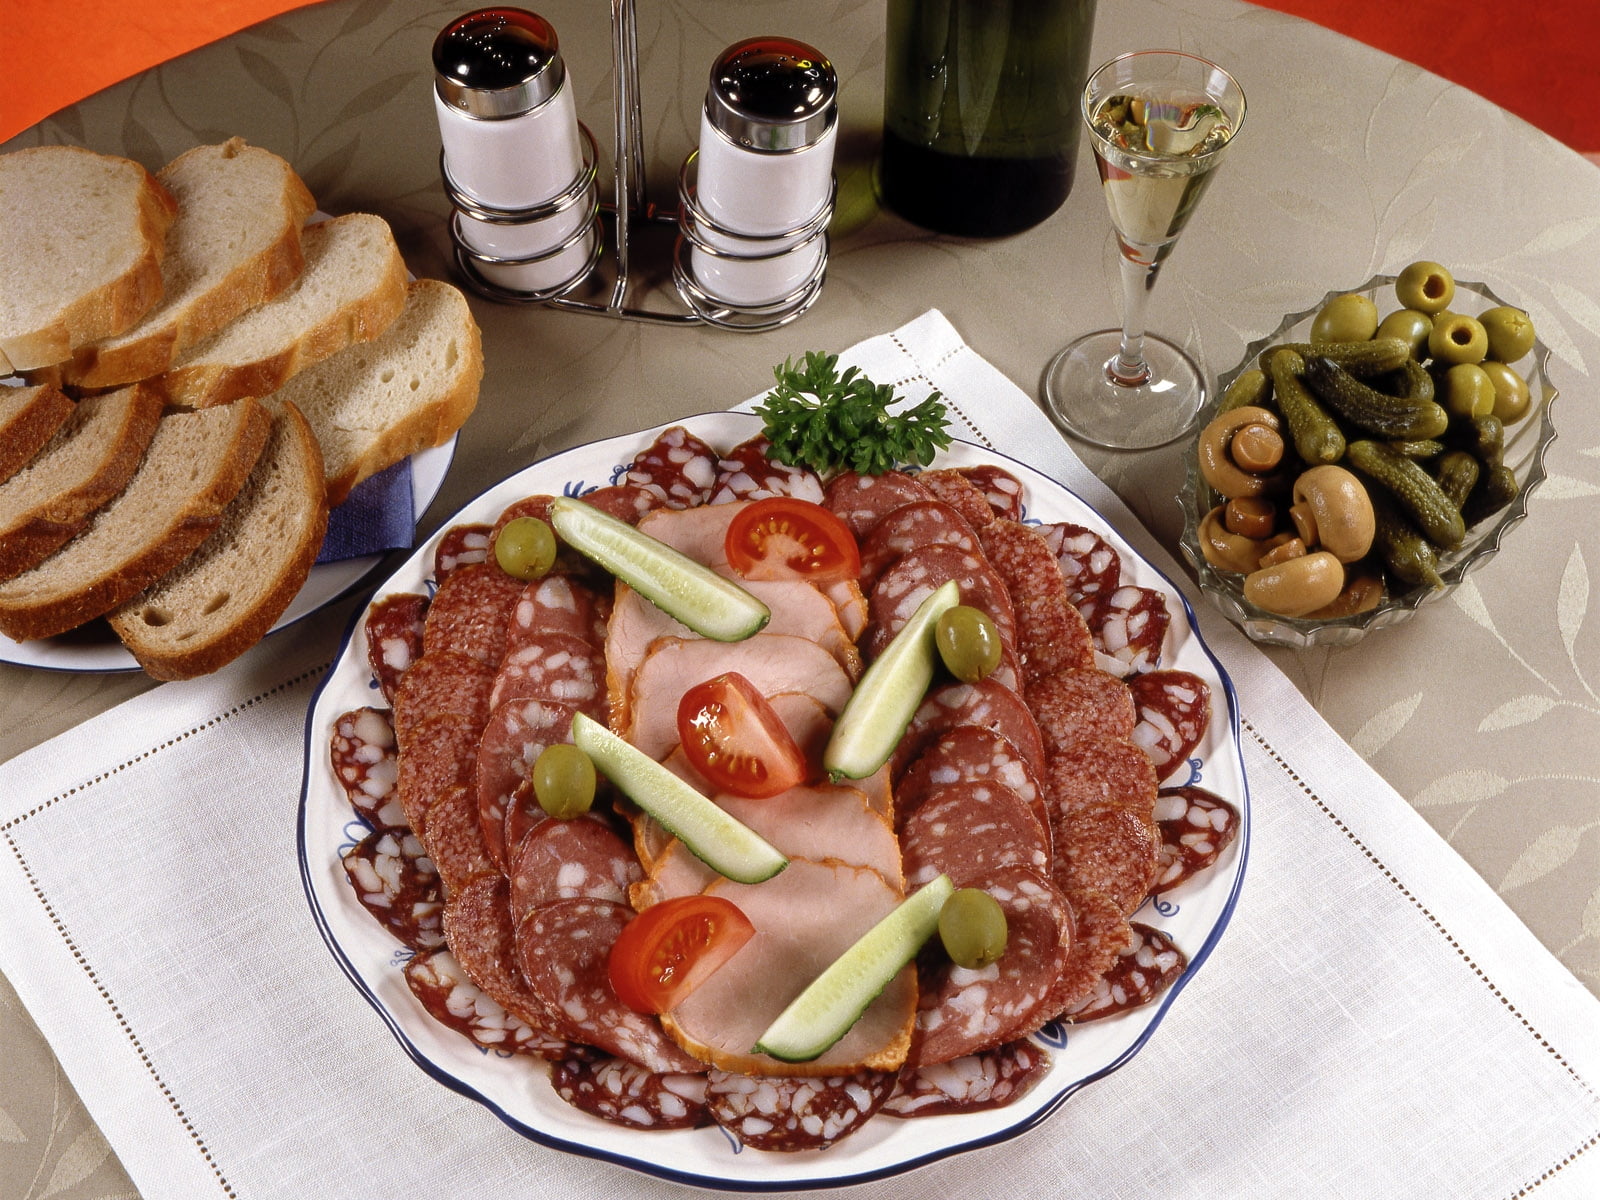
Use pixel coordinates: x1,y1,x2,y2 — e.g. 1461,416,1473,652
724,497,861,583
608,895,756,1013
677,671,808,799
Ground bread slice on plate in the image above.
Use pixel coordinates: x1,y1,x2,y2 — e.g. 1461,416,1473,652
110,399,329,680
0,383,76,484
54,139,318,390
275,278,482,506
152,212,408,408
0,397,270,642
0,145,178,374
0,383,167,581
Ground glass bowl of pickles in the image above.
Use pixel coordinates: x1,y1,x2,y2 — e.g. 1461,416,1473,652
1178,267,1559,648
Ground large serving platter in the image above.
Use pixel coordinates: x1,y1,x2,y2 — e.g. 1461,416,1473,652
298,410,1249,1191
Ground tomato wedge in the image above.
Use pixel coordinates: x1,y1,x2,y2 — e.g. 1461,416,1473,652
677,671,808,798
724,497,861,583
608,895,756,1013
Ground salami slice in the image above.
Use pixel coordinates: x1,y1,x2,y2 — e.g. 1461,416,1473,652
405,947,574,1060
858,500,980,592
364,592,428,704
957,465,1026,523
553,1056,711,1130
475,697,578,868
822,469,935,539
1056,922,1186,1023
1091,585,1171,673
1051,800,1159,917
893,679,1047,781
516,897,706,1073
914,468,998,530
895,725,1047,836
1025,667,1137,759
622,425,719,509
509,815,641,925
505,574,609,656
1037,522,1122,619
491,494,597,580
487,631,606,717
395,713,480,836
441,873,562,1035
330,706,405,829
866,543,1018,661
422,561,525,667
577,482,666,525
708,435,825,505
1042,887,1133,1019
1043,735,1159,821
977,519,1095,682
899,780,1051,888
911,866,1073,1065
420,783,497,897
391,649,496,745
342,828,445,952
1127,669,1212,783
883,1038,1050,1118
434,523,493,583
1152,786,1240,893
704,1069,896,1151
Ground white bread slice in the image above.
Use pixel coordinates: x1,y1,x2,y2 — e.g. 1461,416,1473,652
0,146,178,374
152,213,408,408
55,139,318,389
110,399,329,680
0,397,270,642
276,278,482,506
0,383,166,580
0,383,76,484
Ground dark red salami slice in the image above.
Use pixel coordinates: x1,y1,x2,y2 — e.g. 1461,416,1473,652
893,679,1047,781
490,494,556,538
1043,734,1158,821
342,828,445,951
422,561,525,667
329,706,405,829
395,713,480,836
957,464,1026,523
508,816,641,925
405,946,574,1060
622,425,719,509
866,543,1018,661
911,865,1073,1065
1051,800,1159,917
475,697,578,870
978,519,1096,682
434,523,493,583
421,783,497,897
895,725,1047,836
487,631,605,716
883,1038,1051,1118
708,435,825,505
1152,786,1240,893
1025,667,1137,759
858,500,980,592
364,592,428,704
552,1056,711,1130
1055,923,1186,1023
1127,669,1212,783
491,494,597,580
577,482,666,524
1037,522,1122,619
516,897,706,1073
899,781,1051,888
442,873,563,1035
914,468,997,530
1043,887,1133,1019
391,650,496,745
1091,585,1171,673
505,575,609,656
822,469,935,539
705,1069,896,1151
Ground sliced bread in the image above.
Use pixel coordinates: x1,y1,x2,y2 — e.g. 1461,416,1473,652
0,146,178,374
152,212,409,408
0,383,167,581
0,383,76,483
110,399,329,680
55,139,318,390
274,278,483,506
0,397,270,641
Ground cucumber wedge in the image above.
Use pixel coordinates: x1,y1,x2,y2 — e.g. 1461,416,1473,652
753,874,955,1062
823,579,961,780
571,713,787,884
549,496,770,642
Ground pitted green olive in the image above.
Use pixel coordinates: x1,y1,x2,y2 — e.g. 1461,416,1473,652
1311,293,1380,343
1478,305,1536,363
1428,312,1489,364
1480,360,1531,424
1375,309,1433,359
1395,261,1455,314
1442,363,1496,419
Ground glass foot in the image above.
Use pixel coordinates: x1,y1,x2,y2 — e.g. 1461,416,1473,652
1042,330,1207,450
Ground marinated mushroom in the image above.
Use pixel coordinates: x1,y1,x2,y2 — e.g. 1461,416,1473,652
1243,550,1346,617
1197,406,1286,499
1198,505,1292,574
1288,465,1376,564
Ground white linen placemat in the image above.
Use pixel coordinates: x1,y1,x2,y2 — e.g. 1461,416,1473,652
2,310,1598,1199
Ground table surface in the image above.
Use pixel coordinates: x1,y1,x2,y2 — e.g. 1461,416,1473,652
4,0,1598,1196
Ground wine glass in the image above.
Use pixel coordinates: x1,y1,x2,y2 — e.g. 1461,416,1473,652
1043,50,1246,450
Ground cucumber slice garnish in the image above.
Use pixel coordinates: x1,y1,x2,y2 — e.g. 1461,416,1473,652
753,874,954,1062
549,496,770,642
823,579,961,780
571,713,788,884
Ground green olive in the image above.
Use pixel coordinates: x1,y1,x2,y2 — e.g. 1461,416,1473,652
1477,305,1536,363
532,743,596,819
1395,261,1455,314
1428,312,1489,364
1310,292,1380,343
938,887,1009,969
494,516,557,580
1442,363,1496,420
935,605,1003,683
1375,309,1433,359
1480,360,1532,424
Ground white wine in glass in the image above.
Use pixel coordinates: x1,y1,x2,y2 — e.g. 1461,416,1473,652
1043,51,1245,450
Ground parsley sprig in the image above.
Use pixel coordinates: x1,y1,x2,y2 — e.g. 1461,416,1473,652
754,351,952,476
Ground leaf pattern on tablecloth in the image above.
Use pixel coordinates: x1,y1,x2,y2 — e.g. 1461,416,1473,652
1500,825,1594,892
38,1128,114,1199
1412,770,1510,809
1349,692,1421,758
0,1104,23,1144
1558,545,1589,674
1477,695,1562,731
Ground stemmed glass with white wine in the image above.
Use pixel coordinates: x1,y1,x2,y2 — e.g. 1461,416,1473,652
1043,50,1246,450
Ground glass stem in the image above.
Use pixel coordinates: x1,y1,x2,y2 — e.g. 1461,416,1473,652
1109,249,1161,386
